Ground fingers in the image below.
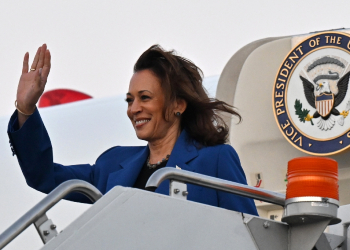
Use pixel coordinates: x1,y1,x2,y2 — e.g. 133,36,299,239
30,46,41,70
34,68,41,82
40,50,51,86
44,49,51,71
37,44,47,70
22,52,29,74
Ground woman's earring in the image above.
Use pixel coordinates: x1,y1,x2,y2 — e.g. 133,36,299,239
175,112,181,117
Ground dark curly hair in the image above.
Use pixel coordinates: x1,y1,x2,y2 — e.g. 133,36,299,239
134,45,241,146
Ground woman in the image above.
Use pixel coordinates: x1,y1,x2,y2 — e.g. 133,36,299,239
8,44,258,215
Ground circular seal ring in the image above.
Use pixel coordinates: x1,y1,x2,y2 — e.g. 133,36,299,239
273,31,350,155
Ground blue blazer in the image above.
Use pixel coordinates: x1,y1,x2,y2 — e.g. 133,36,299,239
8,109,258,215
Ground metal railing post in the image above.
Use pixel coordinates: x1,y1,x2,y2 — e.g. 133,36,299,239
0,180,102,249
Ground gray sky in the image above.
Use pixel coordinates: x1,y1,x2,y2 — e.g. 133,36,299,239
0,0,349,116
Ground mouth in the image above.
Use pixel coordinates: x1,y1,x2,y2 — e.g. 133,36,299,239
135,119,151,127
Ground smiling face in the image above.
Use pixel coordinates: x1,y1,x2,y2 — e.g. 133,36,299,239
126,69,182,143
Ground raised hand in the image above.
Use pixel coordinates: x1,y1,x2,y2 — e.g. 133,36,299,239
16,44,51,127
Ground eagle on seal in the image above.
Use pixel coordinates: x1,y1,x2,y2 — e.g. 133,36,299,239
300,56,350,131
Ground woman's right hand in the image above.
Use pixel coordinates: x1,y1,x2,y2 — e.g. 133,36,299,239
16,44,51,127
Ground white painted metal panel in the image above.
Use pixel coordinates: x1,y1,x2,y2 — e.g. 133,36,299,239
41,187,257,250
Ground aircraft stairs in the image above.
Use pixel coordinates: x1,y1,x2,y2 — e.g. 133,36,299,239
0,167,347,250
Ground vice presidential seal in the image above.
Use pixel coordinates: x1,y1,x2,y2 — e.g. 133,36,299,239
273,32,350,155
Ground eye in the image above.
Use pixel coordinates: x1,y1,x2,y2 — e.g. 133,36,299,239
125,97,133,103
141,95,150,100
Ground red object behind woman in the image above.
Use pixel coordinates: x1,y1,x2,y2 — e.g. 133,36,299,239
38,89,92,108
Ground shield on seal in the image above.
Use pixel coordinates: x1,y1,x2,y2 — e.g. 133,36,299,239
315,93,334,117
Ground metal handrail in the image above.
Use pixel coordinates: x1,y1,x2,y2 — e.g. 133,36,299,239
0,180,102,249
146,167,285,206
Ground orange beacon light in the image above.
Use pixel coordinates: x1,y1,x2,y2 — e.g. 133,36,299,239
286,157,338,200
282,157,340,226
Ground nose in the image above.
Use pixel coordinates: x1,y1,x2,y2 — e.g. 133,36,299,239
129,99,142,115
